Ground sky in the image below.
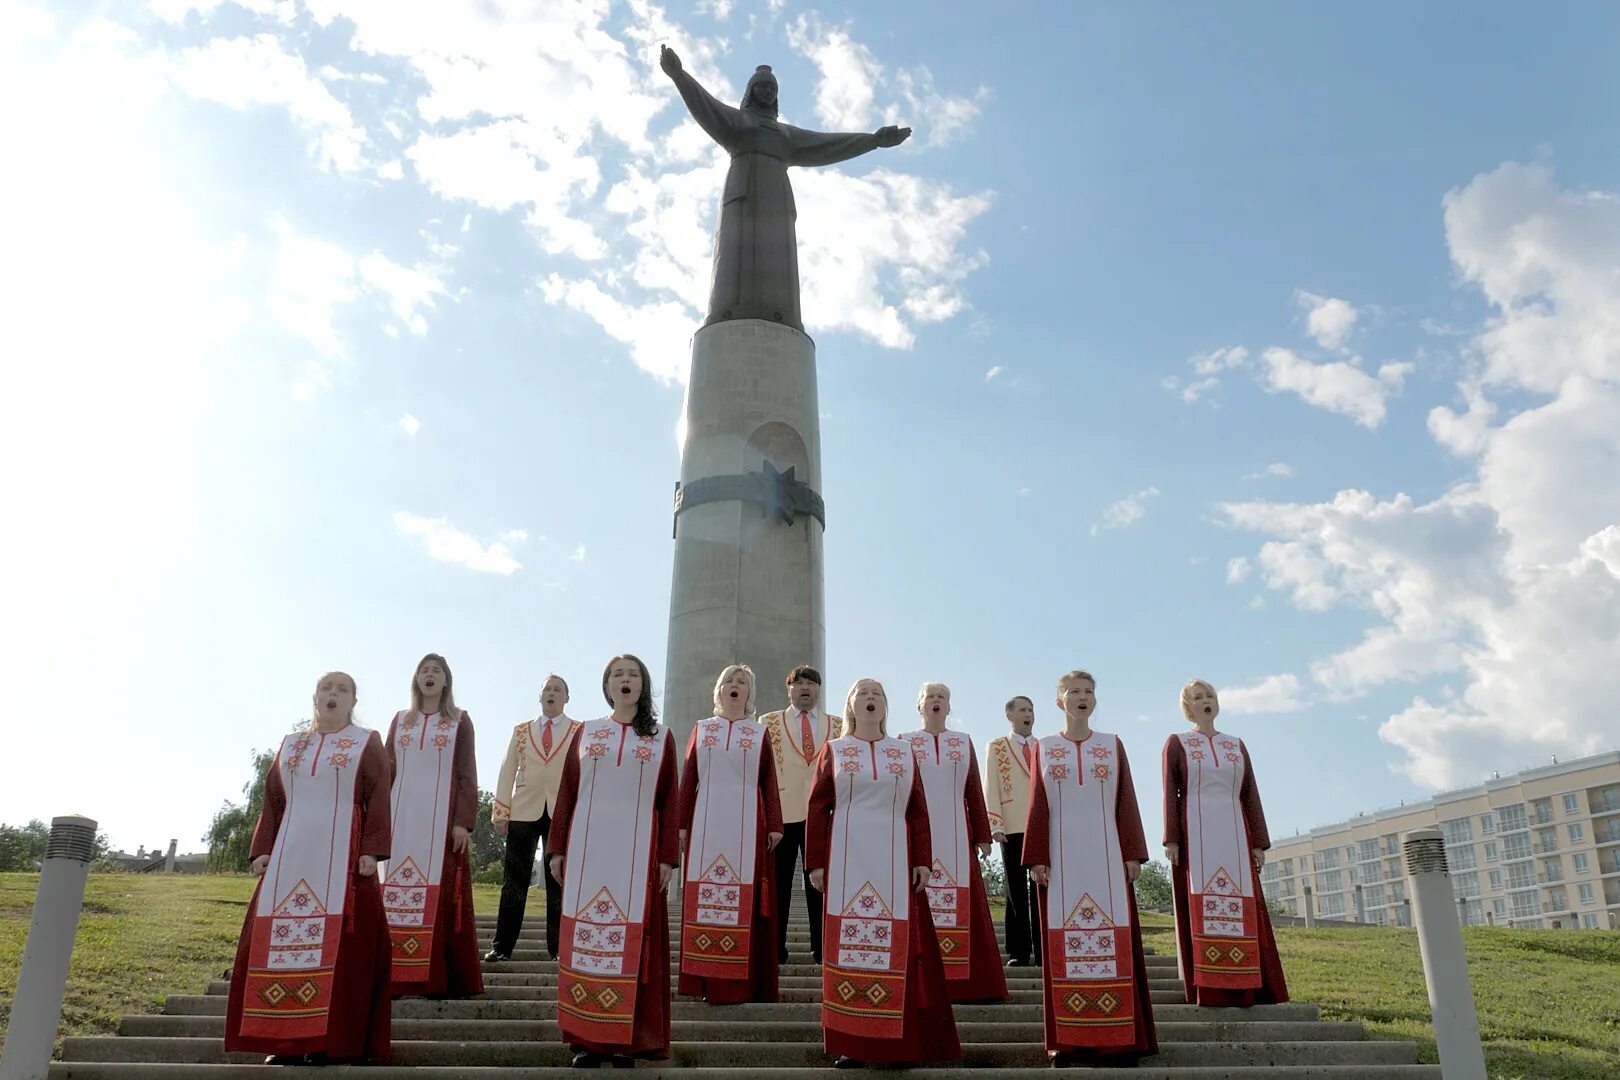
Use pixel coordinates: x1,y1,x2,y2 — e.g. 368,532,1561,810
3,0,1619,856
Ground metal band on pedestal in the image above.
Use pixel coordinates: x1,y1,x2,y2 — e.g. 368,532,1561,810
672,460,826,537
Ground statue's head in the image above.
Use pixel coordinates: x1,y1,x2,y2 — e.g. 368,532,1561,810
1180,678,1220,724
742,65,779,117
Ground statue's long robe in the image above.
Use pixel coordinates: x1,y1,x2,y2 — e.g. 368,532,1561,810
667,67,886,331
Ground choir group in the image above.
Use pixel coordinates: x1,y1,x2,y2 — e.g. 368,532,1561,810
223,653,1288,1070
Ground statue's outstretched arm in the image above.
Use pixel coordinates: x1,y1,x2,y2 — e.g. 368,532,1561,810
661,45,742,150
787,124,910,168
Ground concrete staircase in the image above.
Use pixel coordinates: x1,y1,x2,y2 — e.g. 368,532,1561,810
50,905,1439,1078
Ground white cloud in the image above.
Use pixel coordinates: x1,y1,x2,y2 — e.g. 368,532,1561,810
1225,556,1252,584
569,544,587,562
358,252,447,335
1221,674,1305,715
500,528,529,543
393,512,522,574
398,412,421,436
1297,290,1359,350
1258,347,1410,428
376,159,404,181
168,34,366,172
1092,486,1160,536
1244,462,1295,480
1221,163,1620,787
984,365,1003,381
1163,345,1247,403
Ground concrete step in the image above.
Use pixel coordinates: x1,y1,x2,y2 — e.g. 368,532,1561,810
202,981,1190,1005
64,1033,1410,1068
51,1065,1443,1079
160,998,1316,1023
110,1017,1366,1045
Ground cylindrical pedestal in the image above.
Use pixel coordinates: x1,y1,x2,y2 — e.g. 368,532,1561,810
664,320,825,750
0,815,98,1080
1402,828,1487,1080
1353,883,1365,923
1302,883,1316,928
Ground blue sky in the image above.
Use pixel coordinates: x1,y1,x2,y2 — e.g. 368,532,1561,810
4,0,1619,854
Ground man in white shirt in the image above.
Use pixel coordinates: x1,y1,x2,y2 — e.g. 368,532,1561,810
982,694,1040,966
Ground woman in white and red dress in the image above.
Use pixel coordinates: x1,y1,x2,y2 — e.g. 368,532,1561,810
1162,679,1289,1008
548,654,681,1068
1025,669,1157,1068
224,671,394,1065
678,664,785,1004
806,678,961,1070
382,653,482,999
900,682,1008,1004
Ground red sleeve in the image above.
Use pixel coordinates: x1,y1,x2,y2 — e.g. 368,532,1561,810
679,729,700,834
1023,761,1050,867
905,766,932,870
359,731,393,859
451,715,478,831
656,731,681,867
1162,735,1186,847
804,749,836,872
547,727,584,857
249,753,286,860
964,743,992,846
1113,739,1149,864
1239,741,1272,850
759,735,784,834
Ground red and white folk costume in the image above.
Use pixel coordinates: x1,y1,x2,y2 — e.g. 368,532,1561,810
901,727,1008,1003
805,736,962,1065
224,726,393,1061
678,715,785,1003
547,719,681,1059
1024,732,1157,1061
1162,731,1288,1007
382,710,482,998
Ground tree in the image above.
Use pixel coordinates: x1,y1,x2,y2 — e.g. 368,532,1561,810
978,849,1006,899
0,820,50,872
204,749,274,873
470,790,504,884
1134,859,1173,910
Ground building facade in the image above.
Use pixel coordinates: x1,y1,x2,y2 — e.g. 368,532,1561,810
1261,751,1620,930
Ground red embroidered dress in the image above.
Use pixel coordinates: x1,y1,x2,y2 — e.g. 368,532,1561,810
1024,731,1157,1060
1162,731,1289,1007
678,715,784,1003
224,726,393,1060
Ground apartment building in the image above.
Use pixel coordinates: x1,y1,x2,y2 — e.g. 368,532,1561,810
1260,751,1620,929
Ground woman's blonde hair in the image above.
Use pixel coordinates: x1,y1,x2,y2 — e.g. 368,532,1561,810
843,678,889,737
711,663,757,713
409,653,461,722
1056,669,1096,692
309,670,358,729
1179,678,1218,720
916,682,951,708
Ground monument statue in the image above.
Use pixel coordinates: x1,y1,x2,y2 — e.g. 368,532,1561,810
660,46,911,331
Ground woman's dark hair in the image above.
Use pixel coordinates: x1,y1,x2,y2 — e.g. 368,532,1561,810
602,653,659,737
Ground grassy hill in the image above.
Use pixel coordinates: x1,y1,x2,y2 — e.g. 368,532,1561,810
2,872,1616,1078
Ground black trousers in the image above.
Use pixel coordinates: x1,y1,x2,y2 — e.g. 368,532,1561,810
493,813,563,958
1001,832,1040,963
774,820,823,961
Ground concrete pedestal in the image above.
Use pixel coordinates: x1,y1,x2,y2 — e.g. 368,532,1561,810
664,320,826,750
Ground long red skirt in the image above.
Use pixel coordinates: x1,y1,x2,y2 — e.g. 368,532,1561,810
823,900,962,1065
678,830,779,1004
1170,860,1289,1006
224,875,392,1060
393,846,484,998
1036,885,1157,1059
568,885,673,1058
948,859,1009,1003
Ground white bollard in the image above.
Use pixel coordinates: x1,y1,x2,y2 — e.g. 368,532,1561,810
1403,828,1487,1080
1302,883,1316,928
0,815,98,1080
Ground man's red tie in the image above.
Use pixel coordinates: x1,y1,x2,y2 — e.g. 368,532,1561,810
541,720,554,755
799,711,816,759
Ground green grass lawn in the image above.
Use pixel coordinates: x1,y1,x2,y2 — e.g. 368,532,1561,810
3,873,1617,1077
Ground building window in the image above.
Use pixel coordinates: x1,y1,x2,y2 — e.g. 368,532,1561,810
1547,886,1567,911
1533,799,1554,825
1319,893,1345,917
1360,838,1380,862
1362,861,1384,884
1384,834,1398,855
1280,858,1293,877
1491,897,1507,917
1542,858,1563,882
1601,787,1620,814
1451,871,1480,899
1316,849,1339,871
1537,828,1559,853
1507,863,1534,890
1485,841,1499,862
1564,793,1581,815
1480,814,1495,835
1320,870,1342,893
1504,833,1532,860
1498,804,1528,832
1578,883,1595,904
1510,892,1539,919
1451,845,1477,871
1582,913,1599,929
1488,870,1503,891
1440,818,1473,846
1573,853,1589,874
1568,823,1585,844
1362,884,1385,909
